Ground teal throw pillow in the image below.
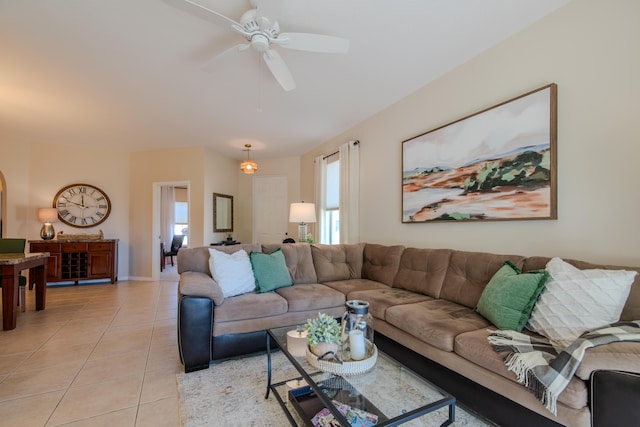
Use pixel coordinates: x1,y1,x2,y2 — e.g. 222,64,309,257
475,260,549,331
250,249,293,293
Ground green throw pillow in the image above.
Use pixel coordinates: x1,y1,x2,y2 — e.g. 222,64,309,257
250,249,293,293
475,260,550,331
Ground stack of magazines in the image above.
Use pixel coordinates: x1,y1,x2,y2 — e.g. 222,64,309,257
311,400,378,427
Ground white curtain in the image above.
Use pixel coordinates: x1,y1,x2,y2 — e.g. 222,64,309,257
160,186,175,249
314,154,326,243
339,140,360,243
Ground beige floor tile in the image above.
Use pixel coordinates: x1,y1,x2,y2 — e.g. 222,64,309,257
140,368,178,404
0,390,64,427
90,332,152,359
145,344,182,372
73,351,148,386
0,361,81,402
47,374,143,425
0,351,30,375
16,343,95,372
47,407,137,427
0,280,181,427
0,333,48,355
135,396,180,427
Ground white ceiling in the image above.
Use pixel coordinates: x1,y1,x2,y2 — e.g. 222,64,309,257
0,0,569,160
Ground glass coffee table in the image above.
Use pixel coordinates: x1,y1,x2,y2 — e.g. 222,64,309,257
266,325,456,427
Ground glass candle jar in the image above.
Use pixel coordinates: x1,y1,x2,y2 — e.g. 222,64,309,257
341,300,374,360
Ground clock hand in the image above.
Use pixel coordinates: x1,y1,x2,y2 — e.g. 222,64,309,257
66,200,88,209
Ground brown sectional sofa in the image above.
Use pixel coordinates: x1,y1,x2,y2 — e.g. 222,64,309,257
177,242,640,427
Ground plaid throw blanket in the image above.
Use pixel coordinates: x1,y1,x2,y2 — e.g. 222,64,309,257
488,321,640,415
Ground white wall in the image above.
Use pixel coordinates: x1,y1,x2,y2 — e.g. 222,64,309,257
301,0,640,266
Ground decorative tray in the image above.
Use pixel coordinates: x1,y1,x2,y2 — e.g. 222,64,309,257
57,230,104,241
288,378,387,427
306,341,378,376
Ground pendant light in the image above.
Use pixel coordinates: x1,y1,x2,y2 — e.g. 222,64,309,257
240,144,258,174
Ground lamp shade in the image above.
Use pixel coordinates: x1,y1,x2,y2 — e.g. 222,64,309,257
38,208,59,223
289,203,316,223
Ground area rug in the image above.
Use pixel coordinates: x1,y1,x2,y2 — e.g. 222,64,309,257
176,352,493,426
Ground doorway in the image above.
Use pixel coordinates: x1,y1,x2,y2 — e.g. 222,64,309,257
152,181,189,280
253,175,288,244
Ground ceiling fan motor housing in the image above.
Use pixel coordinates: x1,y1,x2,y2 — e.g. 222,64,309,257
250,33,269,52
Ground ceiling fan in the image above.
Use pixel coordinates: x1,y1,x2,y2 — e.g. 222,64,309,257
184,0,350,91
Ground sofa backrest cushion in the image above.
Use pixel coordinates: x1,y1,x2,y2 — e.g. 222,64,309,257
177,244,262,276
262,243,318,284
523,256,640,321
393,248,452,297
311,243,365,283
362,243,405,286
440,250,525,308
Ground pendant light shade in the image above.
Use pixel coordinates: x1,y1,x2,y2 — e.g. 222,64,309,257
240,144,258,174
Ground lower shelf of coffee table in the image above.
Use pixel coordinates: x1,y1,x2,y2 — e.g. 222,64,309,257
288,377,388,427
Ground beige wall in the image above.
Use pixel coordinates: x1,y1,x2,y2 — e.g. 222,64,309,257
204,148,239,244
301,0,640,266
0,141,131,276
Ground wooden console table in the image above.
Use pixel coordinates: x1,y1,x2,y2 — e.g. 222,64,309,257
1,253,48,330
29,239,118,285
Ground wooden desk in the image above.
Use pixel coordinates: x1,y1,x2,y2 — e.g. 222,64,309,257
0,253,48,330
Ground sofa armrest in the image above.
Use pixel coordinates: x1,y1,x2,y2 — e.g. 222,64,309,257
575,342,640,380
178,295,213,373
591,370,640,426
179,270,224,306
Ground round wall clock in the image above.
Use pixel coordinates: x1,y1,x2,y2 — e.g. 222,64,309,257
53,183,111,228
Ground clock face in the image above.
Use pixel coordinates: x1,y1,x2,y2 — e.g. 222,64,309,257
54,184,111,228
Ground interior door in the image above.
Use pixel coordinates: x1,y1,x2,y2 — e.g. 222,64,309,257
253,175,288,244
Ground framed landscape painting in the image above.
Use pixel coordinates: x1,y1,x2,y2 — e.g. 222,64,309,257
402,83,557,223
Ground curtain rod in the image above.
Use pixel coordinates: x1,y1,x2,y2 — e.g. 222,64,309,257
322,140,359,160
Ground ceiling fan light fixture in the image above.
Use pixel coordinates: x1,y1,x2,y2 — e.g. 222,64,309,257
240,144,258,174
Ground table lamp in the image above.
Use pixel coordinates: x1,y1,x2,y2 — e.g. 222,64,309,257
289,202,316,243
38,208,59,240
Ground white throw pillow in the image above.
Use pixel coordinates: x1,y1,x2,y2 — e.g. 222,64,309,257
527,257,636,346
208,248,256,298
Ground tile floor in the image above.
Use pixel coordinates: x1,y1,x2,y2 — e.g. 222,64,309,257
0,266,182,427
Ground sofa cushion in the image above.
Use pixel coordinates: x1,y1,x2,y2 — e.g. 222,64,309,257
440,250,526,308
348,288,432,320
475,261,549,331
262,243,318,284
393,248,452,298
250,249,293,293
523,256,640,322
322,279,389,297
208,248,256,298
386,299,491,352
178,270,224,306
276,284,346,312
311,243,365,282
362,244,405,286
575,342,640,380
527,257,636,346
213,291,288,322
454,328,588,410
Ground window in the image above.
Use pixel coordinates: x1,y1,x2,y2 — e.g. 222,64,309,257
320,155,340,244
174,201,189,246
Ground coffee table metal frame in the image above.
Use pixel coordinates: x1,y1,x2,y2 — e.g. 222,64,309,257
265,326,456,427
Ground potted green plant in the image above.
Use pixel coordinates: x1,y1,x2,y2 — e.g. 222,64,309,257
304,312,341,356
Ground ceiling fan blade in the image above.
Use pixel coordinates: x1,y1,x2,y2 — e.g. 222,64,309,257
263,49,296,91
203,43,249,72
276,33,350,54
182,0,241,28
